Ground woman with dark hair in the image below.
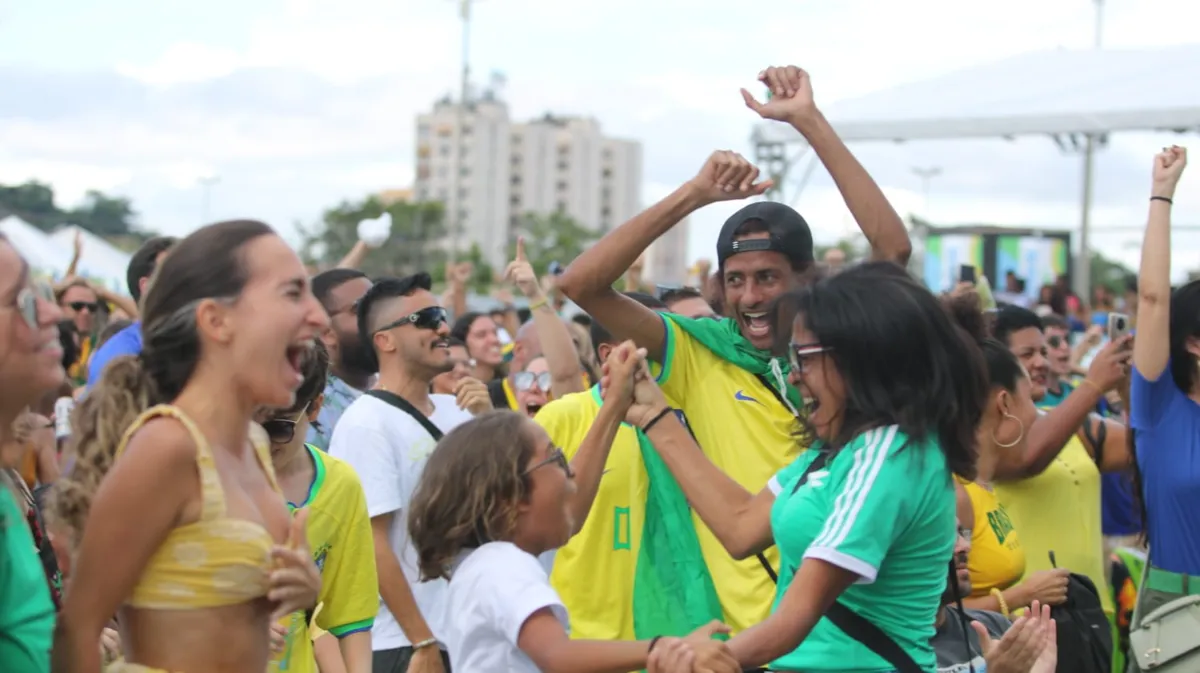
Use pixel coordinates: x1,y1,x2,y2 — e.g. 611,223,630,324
50,220,328,673
941,292,1073,617
988,302,1134,622
608,261,988,671
1128,146,1199,653
449,312,504,382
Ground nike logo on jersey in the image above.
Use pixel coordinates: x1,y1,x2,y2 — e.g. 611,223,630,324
734,390,759,404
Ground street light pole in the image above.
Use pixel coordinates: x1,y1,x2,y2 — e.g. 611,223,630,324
449,0,476,260
911,166,942,217
199,175,221,224
1076,0,1104,299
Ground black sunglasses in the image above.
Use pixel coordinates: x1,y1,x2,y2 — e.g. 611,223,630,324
10,283,55,331
373,306,448,334
68,301,99,313
524,445,574,479
513,371,551,392
262,408,308,444
1046,335,1065,348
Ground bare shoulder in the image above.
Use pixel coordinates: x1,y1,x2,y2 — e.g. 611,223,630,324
116,416,202,476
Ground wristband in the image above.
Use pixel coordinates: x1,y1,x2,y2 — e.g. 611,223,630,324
412,637,438,651
648,636,663,653
529,297,549,311
1150,195,1173,205
1081,378,1104,395
990,588,1010,618
641,407,674,433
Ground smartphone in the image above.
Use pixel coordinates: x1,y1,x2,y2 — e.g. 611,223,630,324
1108,312,1131,343
548,261,564,276
958,264,976,284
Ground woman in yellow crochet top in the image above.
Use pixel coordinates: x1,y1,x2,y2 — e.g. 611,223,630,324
49,220,330,673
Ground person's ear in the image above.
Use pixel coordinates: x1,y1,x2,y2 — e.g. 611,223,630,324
195,298,233,345
597,343,612,363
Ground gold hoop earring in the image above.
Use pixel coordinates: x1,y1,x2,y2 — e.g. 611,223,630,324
992,411,1025,449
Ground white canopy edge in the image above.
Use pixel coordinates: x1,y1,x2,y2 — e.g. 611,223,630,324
754,44,1200,145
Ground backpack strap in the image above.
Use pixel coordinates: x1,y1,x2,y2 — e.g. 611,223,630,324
756,450,832,584
1082,415,1107,468
365,390,444,441
825,600,923,673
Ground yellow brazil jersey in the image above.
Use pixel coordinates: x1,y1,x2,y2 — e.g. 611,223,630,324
534,387,648,641
271,445,379,673
656,318,804,633
956,478,1025,598
995,435,1113,616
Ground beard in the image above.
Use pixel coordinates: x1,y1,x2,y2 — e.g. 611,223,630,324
338,331,379,376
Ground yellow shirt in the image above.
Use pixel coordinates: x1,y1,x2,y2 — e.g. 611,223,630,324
958,478,1025,598
657,319,804,633
995,435,1113,615
271,445,379,673
535,388,648,641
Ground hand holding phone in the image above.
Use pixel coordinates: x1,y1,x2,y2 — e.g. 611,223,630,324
959,264,977,284
1108,313,1131,344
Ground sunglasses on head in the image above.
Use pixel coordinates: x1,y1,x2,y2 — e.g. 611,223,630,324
788,342,832,372
373,306,448,334
68,301,98,313
262,407,309,444
524,445,574,479
11,283,55,331
513,370,552,392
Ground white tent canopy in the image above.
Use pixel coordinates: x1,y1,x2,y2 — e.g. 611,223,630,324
754,44,1200,145
1,217,132,295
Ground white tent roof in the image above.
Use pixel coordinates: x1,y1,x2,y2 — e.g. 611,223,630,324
0,215,72,278
49,225,132,295
754,44,1200,145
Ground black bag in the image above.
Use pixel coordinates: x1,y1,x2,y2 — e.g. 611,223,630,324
365,389,444,440
1048,552,1113,673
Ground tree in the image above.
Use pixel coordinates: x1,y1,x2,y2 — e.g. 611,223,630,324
507,211,597,277
69,190,139,237
299,194,448,278
1089,251,1135,295
0,181,64,230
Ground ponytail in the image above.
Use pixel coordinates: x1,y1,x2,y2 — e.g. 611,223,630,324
46,355,156,542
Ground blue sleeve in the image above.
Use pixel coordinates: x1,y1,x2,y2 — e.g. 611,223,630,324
1130,362,1181,430
86,333,134,388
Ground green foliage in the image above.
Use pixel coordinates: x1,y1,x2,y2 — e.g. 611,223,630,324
507,211,597,276
0,181,146,239
298,195,448,278
1089,251,1135,294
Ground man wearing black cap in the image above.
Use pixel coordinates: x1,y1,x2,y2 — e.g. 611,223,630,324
558,65,911,641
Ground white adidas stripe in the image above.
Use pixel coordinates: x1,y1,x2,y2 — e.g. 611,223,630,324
813,425,898,550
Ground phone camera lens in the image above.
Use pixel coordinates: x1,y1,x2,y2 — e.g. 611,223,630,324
1116,318,1127,330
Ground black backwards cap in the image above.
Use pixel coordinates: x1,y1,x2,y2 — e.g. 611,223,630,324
716,201,814,268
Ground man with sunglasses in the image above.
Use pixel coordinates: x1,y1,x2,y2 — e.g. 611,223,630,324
329,274,482,673
85,236,177,389
308,268,376,451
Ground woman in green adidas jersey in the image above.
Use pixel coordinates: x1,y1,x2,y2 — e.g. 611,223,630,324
610,262,989,672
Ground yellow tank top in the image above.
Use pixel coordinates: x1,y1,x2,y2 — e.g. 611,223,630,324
117,405,281,609
994,434,1113,614
957,478,1025,598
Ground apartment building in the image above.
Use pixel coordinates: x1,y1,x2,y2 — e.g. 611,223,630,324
643,217,691,286
414,94,642,269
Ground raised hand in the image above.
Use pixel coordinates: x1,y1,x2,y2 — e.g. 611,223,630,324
602,342,671,428
1086,335,1133,392
454,376,492,415
447,261,473,287
740,65,816,125
599,340,644,416
687,151,773,205
1152,145,1187,196
269,508,321,620
505,237,543,300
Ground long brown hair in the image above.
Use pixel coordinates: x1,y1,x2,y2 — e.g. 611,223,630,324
47,220,275,540
408,410,535,581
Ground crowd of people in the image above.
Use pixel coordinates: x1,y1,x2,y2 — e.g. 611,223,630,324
1,64,1197,673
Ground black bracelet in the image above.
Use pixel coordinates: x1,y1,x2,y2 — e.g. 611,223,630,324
1151,195,1174,205
641,407,674,433
648,635,663,653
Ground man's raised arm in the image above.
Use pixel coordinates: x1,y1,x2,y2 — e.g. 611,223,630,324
558,151,771,362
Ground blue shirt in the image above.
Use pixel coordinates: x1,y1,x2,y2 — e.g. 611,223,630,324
86,322,142,388
1131,362,1200,574
305,375,363,452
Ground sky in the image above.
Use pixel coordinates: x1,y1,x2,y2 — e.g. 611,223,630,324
2,0,1199,282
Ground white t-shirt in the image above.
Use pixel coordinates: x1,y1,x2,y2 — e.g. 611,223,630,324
445,542,568,673
328,393,475,651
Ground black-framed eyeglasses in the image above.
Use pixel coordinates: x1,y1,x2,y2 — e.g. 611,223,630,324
68,301,98,313
9,283,55,331
788,341,831,372
524,445,574,479
262,407,309,444
513,370,551,392
373,306,448,334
